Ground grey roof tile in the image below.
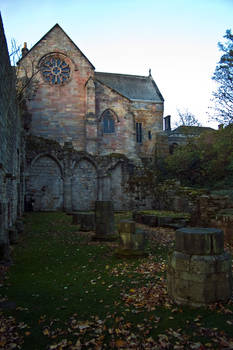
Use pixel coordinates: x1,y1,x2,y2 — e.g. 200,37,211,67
95,71,164,102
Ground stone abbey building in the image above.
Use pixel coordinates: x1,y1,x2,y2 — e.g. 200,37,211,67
0,18,165,260
18,23,164,212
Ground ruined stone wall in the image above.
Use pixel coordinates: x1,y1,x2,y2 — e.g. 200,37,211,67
0,14,24,261
153,181,233,227
18,25,94,151
25,136,153,212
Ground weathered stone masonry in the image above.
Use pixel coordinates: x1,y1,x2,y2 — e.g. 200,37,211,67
0,14,24,262
25,136,134,212
17,23,164,211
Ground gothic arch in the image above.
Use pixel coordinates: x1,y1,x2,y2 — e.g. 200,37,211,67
31,153,64,177
71,155,98,172
27,154,63,211
99,109,120,123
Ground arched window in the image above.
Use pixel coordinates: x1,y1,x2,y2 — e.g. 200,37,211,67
102,110,115,134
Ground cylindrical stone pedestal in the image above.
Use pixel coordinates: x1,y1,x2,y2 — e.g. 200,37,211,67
167,227,232,307
93,201,116,241
115,220,146,258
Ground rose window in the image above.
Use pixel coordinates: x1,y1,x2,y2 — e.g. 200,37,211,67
41,56,70,85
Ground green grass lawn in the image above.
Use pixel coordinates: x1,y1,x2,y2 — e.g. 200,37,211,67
1,212,233,349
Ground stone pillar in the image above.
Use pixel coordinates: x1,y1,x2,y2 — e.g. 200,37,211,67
63,142,73,212
93,201,116,241
0,202,11,264
97,174,111,201
115,220,146,257
63,176,72,212
167,227,232,307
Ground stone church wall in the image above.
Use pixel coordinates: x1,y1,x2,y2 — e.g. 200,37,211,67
0,14,24,262
17,24,164,215
95,81,138,161
132,101,164,157
18,25,95,151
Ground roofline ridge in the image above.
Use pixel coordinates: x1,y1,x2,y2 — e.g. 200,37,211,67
95,71,148,79
17,23,95,69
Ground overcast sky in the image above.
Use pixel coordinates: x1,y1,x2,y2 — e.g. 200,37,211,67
1,0,233,128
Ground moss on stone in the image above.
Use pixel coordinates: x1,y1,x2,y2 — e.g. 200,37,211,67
137,210,190,219
26,135,62,152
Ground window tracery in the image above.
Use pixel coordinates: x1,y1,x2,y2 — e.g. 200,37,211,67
40,56,70,85
102,110,115,134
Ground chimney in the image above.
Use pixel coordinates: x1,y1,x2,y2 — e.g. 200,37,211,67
164,115,171,131
21,42,28,58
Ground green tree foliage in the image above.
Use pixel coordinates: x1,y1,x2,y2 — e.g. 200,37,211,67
164,125,233,187
211,29,233,125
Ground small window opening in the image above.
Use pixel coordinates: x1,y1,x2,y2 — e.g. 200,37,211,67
102,110,115,134
148,130,152,140
136,122,142,143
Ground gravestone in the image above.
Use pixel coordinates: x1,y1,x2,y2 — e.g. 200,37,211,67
93,201,117,241
167,227,232,307
115,220,146,257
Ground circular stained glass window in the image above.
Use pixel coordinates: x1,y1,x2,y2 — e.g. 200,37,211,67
41,56,70,85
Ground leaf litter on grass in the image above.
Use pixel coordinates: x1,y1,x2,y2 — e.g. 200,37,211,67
2,213,233,349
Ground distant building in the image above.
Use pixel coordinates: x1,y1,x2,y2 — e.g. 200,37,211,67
164,115,215,154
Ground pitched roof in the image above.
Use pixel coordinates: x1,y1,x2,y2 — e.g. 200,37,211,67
95,71,164,103
17,23,95,69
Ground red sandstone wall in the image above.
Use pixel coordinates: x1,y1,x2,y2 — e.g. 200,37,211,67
95,81,137,160
18,26,94,151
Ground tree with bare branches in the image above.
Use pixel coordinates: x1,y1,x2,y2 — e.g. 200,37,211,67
211,29,233,125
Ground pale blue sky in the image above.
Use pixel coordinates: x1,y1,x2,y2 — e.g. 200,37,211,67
1,0,233,128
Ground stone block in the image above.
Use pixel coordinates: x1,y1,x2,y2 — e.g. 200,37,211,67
72,213,80,225
95,201,115,236
168,251,190,272
118,220,135,234
157,216,173,227
142,215,158,227
167,227,232,306
175,227,224,255
116,220,146,258
8,227,18,244
79,213,95,231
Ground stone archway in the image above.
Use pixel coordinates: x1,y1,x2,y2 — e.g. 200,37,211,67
72,159,97,211
28,155,63,211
